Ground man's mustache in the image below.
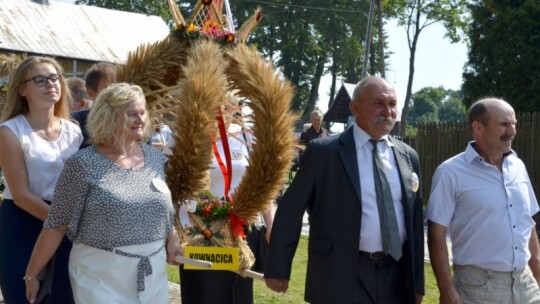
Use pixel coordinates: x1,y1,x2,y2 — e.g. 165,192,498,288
500,134,514,142
374,115,395,123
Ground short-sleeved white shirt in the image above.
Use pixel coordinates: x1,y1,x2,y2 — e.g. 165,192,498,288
426,141,539,271
0,114,83,201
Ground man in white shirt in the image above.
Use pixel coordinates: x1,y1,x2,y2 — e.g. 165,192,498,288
427,98,540,303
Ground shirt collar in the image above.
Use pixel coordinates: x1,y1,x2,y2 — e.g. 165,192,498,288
464,141,514,164
352,123,393,149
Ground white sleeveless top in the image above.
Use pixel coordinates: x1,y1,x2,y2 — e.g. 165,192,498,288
0,115,83,201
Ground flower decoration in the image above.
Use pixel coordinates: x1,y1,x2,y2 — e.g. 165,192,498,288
193,192,232,224
183,191,232,246
174,20,236,45
188,24,199,33
201,228,213,239
201,20,219,35
224,33,235,44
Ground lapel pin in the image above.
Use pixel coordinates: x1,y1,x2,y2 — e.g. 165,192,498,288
411,172,419,193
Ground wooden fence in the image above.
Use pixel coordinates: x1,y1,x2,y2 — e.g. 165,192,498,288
409,112,540,201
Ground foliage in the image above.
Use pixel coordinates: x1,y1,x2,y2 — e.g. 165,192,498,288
76,0,395,124
192,192,232,223
75,0,173,26
405,123,417,137
230,0,377,116
383,0,469,136
439,90,467,121
407,86,466,128
462,0,540,113
75,0,390,122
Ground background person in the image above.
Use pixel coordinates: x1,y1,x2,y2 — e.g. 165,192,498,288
150,116,173,152
66,77,90,112
25,83,182,303
426,98,540,303
0,56,82,303
71,62,116,149
297,110,329,163
264,76,424,303
84,62,117,101
299,110,328,146
179,97,274,304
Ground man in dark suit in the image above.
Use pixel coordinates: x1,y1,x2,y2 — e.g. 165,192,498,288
265,76,424,303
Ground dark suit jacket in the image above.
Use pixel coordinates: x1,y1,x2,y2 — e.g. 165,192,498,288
265,127,424,303
71,108,90,149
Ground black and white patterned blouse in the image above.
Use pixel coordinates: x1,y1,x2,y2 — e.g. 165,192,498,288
44,143,174,249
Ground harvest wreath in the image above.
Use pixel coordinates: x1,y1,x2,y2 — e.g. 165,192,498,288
161,0,298,273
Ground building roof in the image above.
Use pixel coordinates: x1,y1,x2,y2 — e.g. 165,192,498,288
324,82,356,124
0,0,170,63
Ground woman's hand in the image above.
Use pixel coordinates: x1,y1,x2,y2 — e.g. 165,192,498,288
25,276,40,304
166,229,183,265
152,142,167,149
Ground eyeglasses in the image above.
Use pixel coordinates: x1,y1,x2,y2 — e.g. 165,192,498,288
23,74,61,87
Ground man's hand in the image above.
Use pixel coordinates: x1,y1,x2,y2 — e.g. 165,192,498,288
265,278,289,293
439,286,463,304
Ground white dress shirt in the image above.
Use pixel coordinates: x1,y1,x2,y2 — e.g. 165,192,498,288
353,124,406,252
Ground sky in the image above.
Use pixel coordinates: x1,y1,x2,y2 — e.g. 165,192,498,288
53,0,469,114
317,19,468,114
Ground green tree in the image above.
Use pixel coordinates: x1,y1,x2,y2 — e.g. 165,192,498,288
439,89,466,122
384,0,468,136
77,1,388,122
462,0,540,113
407,86,466,127
407,86,443,127
231,0,376,120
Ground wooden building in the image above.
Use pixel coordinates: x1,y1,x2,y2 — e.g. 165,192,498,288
0,0,169,79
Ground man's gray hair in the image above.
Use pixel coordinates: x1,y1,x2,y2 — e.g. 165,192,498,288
310,110,324,119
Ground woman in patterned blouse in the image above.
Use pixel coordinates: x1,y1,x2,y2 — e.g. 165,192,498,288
25,83,182,303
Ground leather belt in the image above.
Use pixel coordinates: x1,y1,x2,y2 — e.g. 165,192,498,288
359,250,388,260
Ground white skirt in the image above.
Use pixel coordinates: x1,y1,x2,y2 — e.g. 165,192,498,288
69,239,168,304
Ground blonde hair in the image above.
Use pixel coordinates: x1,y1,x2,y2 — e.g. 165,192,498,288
1,56,69,122
87,83,150,150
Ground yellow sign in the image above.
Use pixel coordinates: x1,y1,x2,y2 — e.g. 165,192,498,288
184,246,239,270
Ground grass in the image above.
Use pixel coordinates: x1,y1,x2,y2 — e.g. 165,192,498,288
251,237,309,303
167,237,441,303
